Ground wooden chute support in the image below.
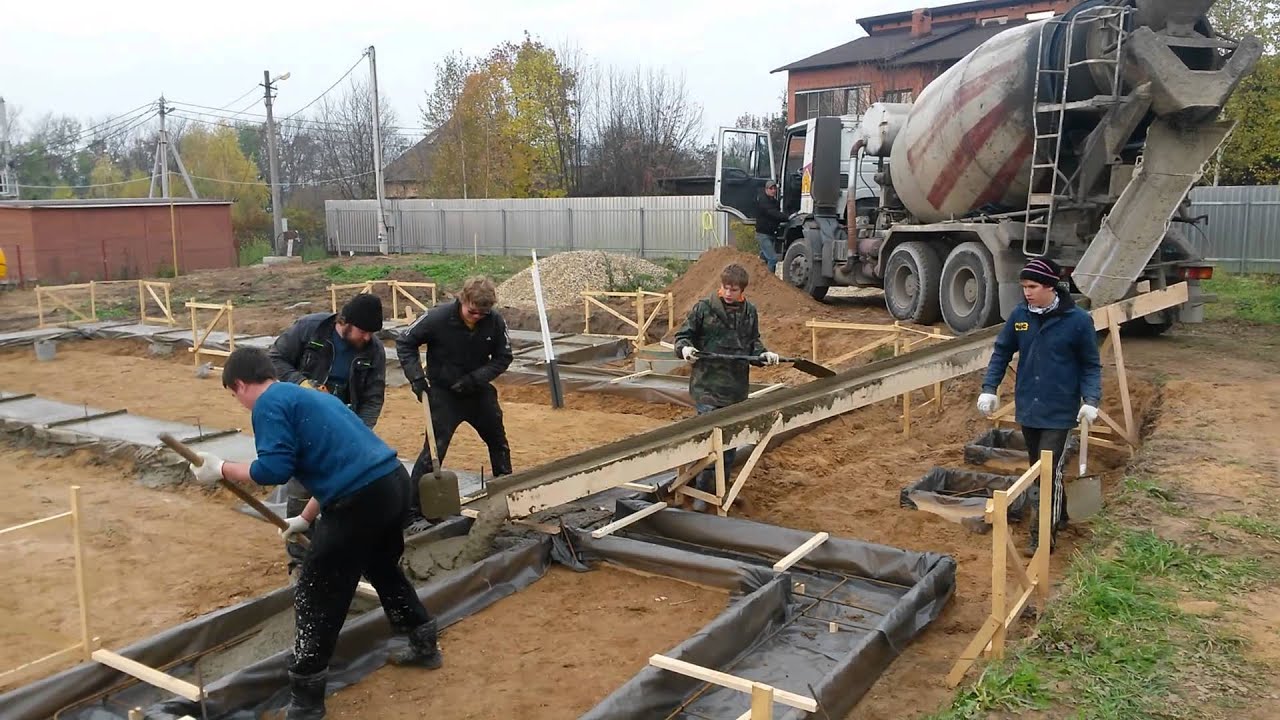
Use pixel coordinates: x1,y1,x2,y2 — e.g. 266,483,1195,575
582,289,675,347
947,450,1054,686
806,320,952,437
187,299,235,370
665,413,785,518
138,280,176,326
0,487,204,701
328,280,438,323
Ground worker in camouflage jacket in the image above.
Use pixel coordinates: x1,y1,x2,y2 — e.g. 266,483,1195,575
673,262,780,510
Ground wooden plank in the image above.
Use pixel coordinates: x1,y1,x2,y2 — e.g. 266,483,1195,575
1106,308,1136,437
723,414,783,512
1005,532,1035,593
751,682,775,720
590,502,668,538
946,615,1003,686
609,370,654,384
356,581,378,600
1098,408,1138,446
676,486,722,505
92,649,203,701
0,511,71,537
620,482,657,492
1004,459,1043,503
1088,282,1188,330
71,486,92,660
670,456,714,493
747,383,786,399
822,335,897,367
0,643,86,684
648,655,817,712
713,428,727,517
805,320,902,332
772,532,830,572
586,295,640,329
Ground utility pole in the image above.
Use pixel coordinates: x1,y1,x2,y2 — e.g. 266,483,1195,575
367,45,389,254
263,71,286,255
150,96,198,199
0,96,15,198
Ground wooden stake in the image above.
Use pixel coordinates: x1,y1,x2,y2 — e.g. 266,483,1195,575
1105,307,1135,437
722,414,783,513
712,428,727,517
70,485,93,660
751,682,775,720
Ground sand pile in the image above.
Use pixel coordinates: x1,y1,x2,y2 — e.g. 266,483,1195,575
498,251,673,309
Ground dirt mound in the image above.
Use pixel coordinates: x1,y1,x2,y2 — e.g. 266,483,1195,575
667,247,826,321
498,251,672,309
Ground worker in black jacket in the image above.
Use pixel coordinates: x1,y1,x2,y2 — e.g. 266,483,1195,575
397,276,514,517
267,292,394,572
755,179,788,274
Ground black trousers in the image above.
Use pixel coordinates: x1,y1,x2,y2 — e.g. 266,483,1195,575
291,466,433,676
410,384,512,490
1022,426,1070,547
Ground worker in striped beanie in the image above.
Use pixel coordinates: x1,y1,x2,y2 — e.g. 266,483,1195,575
975,256,1102,555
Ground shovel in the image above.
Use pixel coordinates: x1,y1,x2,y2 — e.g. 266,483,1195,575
1066,419,1103,520
157,432,310,548
418,393,461,519
697,352,836,378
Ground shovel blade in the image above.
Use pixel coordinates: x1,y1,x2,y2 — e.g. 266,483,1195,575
788,358,837,378
1067,476,1103,519
420,471,461,519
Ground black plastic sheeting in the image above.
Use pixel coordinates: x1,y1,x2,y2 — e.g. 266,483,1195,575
900,466,1028,533
577,500,957,720
963,428,1078,469
4,500,955,720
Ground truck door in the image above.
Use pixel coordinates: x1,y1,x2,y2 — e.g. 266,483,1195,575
714,128,776,222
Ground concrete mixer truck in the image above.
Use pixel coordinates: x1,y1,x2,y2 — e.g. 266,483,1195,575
715,0,1262,334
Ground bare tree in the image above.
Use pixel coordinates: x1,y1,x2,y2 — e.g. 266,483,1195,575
422,51,474,197
313,78,408,200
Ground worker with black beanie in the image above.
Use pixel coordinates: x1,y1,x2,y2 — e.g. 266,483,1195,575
267,292,407,577
976,257,1102,555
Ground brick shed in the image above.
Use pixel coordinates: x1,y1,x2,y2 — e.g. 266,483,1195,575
0,198,236,286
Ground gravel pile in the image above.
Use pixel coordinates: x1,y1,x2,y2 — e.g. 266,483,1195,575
497,251,673,308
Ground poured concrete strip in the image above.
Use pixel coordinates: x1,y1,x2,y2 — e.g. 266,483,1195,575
0,327,79,348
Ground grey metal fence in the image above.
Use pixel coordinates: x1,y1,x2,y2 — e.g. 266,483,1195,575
325,196,730,259
1188,185,1280,273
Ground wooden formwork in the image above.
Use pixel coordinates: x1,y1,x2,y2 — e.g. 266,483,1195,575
328,280,438,323
0,486,204,702
138,281,176,326
187,299,235,370
582,289,675,346
947,450,1054,686
36,282,100,328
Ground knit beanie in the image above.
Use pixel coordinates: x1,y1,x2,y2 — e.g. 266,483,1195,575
341,293,383,333
1019,257,1062,287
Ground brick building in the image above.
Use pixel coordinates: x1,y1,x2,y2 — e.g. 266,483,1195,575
773,0,1076,124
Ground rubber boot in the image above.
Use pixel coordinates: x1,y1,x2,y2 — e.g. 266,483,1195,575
285,669,326,720
389,619,443,669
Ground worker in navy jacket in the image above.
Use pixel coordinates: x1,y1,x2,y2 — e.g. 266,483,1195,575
189,347,442,719
977,257,1102,555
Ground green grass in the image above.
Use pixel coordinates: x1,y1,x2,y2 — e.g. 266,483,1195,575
1217,513,1280,542
96,305,133,321
1203,273,1280,324
930,524,1268,720
322,263,393,284
410,255,530,289
238,237,274,267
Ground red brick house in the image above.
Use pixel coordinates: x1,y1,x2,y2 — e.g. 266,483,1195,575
773,0,1076,124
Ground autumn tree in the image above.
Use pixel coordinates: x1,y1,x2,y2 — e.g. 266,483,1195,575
314,78,408,200
1217,55,1280,184
178,125,270,235
1211,0,1280,54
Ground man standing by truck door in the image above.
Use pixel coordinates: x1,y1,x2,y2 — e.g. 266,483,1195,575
755,179,788,274
976,258,1101,555
674,263,780,511
397,276,514,517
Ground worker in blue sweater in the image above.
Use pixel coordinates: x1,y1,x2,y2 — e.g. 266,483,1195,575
977,257,1102,556
188,347,441,719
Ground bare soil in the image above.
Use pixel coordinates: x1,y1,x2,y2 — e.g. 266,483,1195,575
326,566,725,719
0,445,282,691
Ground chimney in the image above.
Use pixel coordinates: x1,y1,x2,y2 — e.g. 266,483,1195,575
910,8,933,37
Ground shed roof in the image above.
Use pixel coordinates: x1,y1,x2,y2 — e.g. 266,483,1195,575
0,198,233,210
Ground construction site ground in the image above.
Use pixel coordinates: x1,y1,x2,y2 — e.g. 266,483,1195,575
1,248,1278,719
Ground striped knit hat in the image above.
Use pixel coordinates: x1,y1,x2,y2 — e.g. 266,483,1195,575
1019,257,1062,287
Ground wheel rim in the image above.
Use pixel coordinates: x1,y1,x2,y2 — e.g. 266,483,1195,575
788,251,810,289
889,263,917,311
947,266,980,318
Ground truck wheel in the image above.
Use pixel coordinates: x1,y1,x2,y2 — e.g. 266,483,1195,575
884,241,942,324
940,241,1001,333
782,240,829,301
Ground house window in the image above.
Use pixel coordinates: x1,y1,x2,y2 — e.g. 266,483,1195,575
794,85,871,120
883,89,914,103
980,15,1009,25
1026,10,1056,20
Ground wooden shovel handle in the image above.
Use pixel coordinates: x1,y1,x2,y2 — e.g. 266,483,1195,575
158,432,310,548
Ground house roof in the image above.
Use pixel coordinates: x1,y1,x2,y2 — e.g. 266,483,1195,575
772,19,1027,73
385,130,441,184
0,198,233,210
857,0,1032,32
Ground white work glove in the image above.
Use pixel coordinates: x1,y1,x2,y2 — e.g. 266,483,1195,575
279,515,312,543
190,452,224,483
1077,404,1099,424
760,351,781,366
680,346,699,362
976,393,999,417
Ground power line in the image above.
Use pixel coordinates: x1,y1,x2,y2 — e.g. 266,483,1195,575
15,168,375,191
281,55,367,121
168,100,429,133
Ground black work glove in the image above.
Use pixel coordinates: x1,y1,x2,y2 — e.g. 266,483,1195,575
450,374,478,395
409,377,428,402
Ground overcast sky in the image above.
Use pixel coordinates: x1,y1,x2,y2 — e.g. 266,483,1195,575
2,0,910,146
